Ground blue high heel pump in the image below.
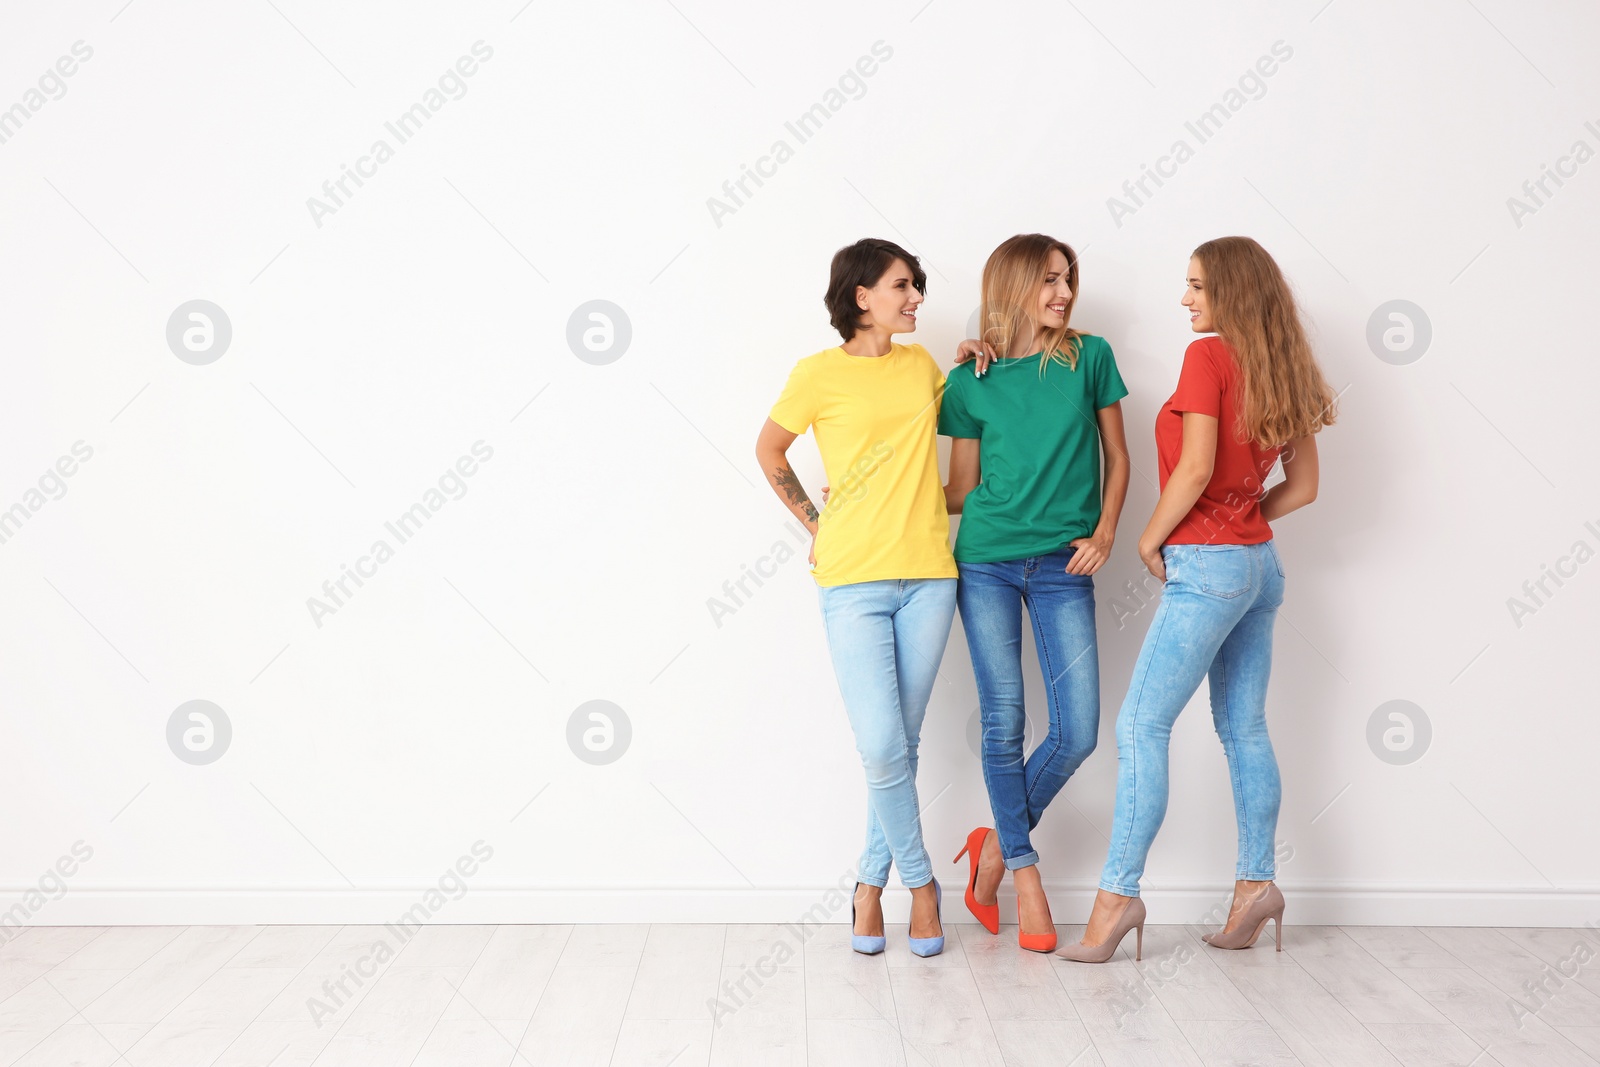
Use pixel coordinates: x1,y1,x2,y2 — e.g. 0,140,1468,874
851,882,886,955
908,877,944,957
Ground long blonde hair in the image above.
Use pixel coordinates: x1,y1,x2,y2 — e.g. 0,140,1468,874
978,233,1084,373
1192,236,1338,449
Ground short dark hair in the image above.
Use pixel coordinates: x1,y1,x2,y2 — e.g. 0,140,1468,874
824,238,927,341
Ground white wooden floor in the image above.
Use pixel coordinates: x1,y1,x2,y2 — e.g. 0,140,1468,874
1,922,1597,1066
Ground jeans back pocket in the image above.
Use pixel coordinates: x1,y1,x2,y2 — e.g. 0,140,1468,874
1196,546,1252,598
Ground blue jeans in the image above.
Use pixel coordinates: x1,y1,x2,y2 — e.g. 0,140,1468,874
1100,541,1286,896
817,577,958,889
956,547,1099,870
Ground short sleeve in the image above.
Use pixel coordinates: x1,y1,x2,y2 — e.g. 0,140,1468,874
1092,337,1129,409
1169,339,1225,418
768,360,817,434
937,369,981,438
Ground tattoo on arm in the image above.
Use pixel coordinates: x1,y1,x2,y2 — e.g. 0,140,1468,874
773,465,818,524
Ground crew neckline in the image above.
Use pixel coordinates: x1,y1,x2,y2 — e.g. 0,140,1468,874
977,350,1044,369
834,342,903,362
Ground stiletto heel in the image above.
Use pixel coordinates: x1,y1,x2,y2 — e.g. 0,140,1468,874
955,828,1000,934
1055,896,1145,964
1202,883,1285,952
907,878,944,957
850,882,885,956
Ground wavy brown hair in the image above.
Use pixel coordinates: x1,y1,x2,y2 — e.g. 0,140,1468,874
979,233,1083,373
1192,236,1338,449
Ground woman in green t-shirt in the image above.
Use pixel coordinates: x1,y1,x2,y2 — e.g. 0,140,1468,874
941,234,1131,952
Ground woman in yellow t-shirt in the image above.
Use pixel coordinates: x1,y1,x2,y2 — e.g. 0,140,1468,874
755,238,958,958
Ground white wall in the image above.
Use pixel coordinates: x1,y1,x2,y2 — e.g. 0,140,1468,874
2,0,1596,930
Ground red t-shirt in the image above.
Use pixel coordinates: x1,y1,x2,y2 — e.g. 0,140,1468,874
1155,336,1280,545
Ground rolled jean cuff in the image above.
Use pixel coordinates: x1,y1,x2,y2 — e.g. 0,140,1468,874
1238,868,1275,881
1003,850,1040,871
857,872,888,889
903,874,935,890
1098,879,1142,898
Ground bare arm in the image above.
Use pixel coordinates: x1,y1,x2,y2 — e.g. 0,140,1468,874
1066,401,1131,575
945,437,980,514
1260,435,1319,522
1138,411,1217,579
755,418,821,531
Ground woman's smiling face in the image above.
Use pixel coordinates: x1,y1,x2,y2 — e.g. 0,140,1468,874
1182,255,1214,333
856,258,924,336
1033,247,1074,332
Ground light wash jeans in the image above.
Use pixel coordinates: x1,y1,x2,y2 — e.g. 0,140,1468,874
1100,541,1286,897
817,577,958,889
956,546,1099,870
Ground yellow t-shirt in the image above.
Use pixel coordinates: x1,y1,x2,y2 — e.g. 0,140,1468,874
768,342,957,587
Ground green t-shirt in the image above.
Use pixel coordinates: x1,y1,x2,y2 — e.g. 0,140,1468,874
937,333,1128,563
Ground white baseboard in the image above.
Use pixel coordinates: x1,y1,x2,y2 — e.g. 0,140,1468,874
6,882,1600,929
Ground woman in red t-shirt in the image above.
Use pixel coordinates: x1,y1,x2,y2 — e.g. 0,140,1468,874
1057,237,1338,963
